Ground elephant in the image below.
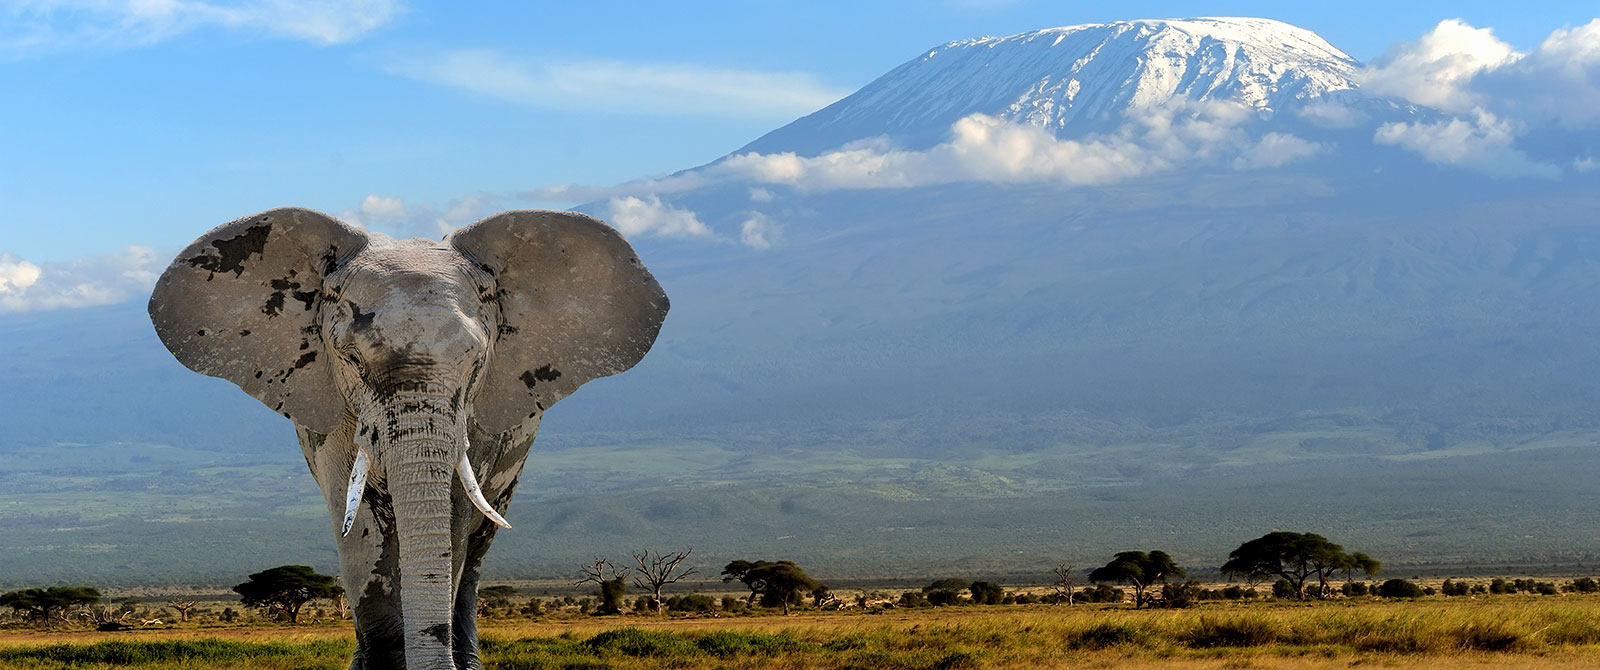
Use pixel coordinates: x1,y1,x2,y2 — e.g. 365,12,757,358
148,207,668,669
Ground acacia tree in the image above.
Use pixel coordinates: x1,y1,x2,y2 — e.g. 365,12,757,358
232,566,341,623
0,586,101,625
720,560,818,615
630,549,697,614
1220,531,1380,600
1050,564,1079,605
576,557,627,615
1088,551,1185,608
165,597,197,623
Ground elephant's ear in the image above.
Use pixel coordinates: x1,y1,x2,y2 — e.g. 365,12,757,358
449,210,669,434
148,208,368,433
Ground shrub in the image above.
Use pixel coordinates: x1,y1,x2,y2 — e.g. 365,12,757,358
668,594,716,613
1490,578,1510,594
1160,581,1201,608
1342,581,1368,596
1082,584,1123,604
720,596,746,612
1182,616,1279,648
898,591,931,608
1069,622,1146,650
1221,585,1247,600
1441,579,1470,596
583,628,696,657
1569,577,1600,593
1458,621,1522,651
969,581,1005,605
1378,579,1425,598
1272,579,1296,599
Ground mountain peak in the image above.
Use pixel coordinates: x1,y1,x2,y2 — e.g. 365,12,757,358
739,17,1358,156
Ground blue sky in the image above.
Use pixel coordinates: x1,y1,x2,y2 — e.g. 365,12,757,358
0,1,1596,288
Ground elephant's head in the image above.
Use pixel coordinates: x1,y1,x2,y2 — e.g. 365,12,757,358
149,208,667,668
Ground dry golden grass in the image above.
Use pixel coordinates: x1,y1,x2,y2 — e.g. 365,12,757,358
4,596,1600,669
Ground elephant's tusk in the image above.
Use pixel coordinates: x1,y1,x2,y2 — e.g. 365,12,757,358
457,451,512,529
341,449,370,537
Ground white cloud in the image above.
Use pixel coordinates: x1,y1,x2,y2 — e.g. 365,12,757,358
520,172,710,204
747,187,774,203
709,103,1319,191
1358,19,1520,112
1577,156,1597,173
0,254,42,293
382,49,849,119
0,0,401,55
0,246,165,313
1374,109,1560,178
1358,19,1600,178
340,192,496,238
739,213,780,250
1234,132,1323,170
1296,100,1365,128
604,196,710,239
1479,19,1600,127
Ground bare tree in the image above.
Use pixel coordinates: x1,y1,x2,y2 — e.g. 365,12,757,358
631,549,697,614
576,557,627,615
166,598,197,623
1050,564,1078,605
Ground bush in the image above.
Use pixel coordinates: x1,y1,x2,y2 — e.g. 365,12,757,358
1182,616,1280,648
583,628,696,657
668,594,716,613
1272,579,1296,599
1342,581,1368,596
1160,581,1201,609
1441,579,1470,596
1569,577,1600,593
969,581,1005,605
1458,621,1523,651
1069,622,1146,650
1082,584,1124,604
1490,578,1510,594
898,591,931,608
1378,579,1425,598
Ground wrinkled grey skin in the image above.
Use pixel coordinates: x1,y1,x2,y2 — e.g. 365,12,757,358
149,208,668,669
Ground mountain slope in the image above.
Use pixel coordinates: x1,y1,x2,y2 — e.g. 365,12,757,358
740,17,1360,156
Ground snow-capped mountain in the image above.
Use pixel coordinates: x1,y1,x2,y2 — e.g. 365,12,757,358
741,17,1361,156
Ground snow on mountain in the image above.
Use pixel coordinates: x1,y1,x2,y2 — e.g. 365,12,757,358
740,17,1360,156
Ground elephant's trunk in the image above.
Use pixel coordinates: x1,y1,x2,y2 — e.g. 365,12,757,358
379,386,465,670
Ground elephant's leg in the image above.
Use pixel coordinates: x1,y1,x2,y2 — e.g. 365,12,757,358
343,487,406,670
303,427,407,670
451,520,499,670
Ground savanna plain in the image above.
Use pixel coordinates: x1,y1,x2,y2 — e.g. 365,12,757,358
8,590,1600,669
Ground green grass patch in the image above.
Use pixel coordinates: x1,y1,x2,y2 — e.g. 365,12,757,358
0,638,352,668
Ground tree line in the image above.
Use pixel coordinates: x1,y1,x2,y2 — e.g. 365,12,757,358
7,529,1600,628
